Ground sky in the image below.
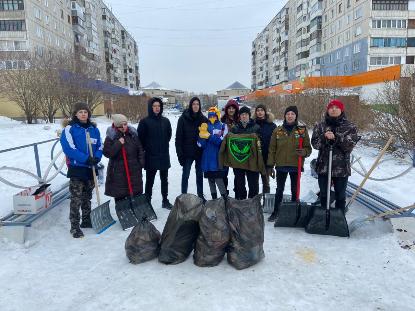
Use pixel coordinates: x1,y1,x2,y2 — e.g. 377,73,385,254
103,0,284,94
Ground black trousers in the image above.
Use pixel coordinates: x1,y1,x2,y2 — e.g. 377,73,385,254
233,168,259,200
318,174,348,210
145,169,168,202
274,171,298,208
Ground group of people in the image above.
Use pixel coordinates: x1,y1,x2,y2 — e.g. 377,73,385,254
60,97,359,239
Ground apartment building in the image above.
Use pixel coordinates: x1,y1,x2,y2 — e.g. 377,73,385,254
101,3,140,91
252,0,415,90
0,0,74,69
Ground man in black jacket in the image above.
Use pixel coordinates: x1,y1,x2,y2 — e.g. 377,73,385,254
137,97,173,210
175,97,207,200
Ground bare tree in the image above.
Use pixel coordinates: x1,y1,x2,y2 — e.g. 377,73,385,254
112,94,149,123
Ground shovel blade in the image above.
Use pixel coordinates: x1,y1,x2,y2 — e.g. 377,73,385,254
274,201,311,228
263,193,291,214
91,200,116,234
115,194,157,230
305,205,349,237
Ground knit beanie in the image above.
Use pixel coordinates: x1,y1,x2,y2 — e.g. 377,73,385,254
284,105,298,120
72,102,91,118
112,114,128,127
239,106,251,117
327,99,345,112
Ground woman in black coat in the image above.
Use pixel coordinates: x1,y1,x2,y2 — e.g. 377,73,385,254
137,97,173,209
175,96,208,199
103,114,145,199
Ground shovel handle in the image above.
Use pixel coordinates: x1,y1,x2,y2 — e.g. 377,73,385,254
296,137,303,201
121,145,134,196
86,132,101,206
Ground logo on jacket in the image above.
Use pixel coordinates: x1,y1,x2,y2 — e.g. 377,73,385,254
229,137,254,163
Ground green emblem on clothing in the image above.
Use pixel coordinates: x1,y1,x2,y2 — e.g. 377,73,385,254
229,137,254,163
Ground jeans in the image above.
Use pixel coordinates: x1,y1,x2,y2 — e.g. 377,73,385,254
181,157,203,197
318,174,348,210
145,169,169,202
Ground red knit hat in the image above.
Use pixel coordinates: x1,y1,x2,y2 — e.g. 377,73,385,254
327,99,344,112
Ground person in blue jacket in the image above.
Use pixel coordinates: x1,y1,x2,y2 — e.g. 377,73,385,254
198,107,228,199
60,102,103,238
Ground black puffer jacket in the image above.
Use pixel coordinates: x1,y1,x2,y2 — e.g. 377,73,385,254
311,113,359,177
175,105,207,162
137,98,172,171
103,125,144,198
254,112,276,165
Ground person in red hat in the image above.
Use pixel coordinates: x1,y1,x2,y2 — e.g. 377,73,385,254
311,99,359,213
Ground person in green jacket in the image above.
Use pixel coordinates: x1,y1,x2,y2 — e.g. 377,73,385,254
266,106,312,222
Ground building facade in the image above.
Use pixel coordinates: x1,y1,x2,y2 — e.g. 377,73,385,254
252,0,415,90
217,81,250,100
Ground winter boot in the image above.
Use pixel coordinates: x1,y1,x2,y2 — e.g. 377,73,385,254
70,224,84,238
268,202,280,222
211,192,218,200
199,195,207,204
162,199,173,210
80,217,92,228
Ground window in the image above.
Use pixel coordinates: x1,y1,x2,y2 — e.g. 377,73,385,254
372,0,409,11
344,47,349,56
344,64,348,73
0,19,25,31
338,3,342,13
34,7,41,19
370,56,403,65
353,60,360,71
370,37,406,48
336,51,341,60
354,7,363,19
0,0,24,10
347,0,351,8
346,31,350,41
347,14,351,24
407,37,415,47
355,26,362,36
353,42,360,53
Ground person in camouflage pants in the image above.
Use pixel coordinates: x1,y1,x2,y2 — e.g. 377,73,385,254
69,178,94,228
311,99,359,212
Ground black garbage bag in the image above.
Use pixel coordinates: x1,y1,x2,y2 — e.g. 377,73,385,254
125,220,161,264
194,198,230,267
227,195,265,270
158,194,203,265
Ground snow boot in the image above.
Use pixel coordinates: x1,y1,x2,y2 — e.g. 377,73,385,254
70,224,84,238
80,217,92,228
268,211,277,222
211,192,218,200
162,199,173,210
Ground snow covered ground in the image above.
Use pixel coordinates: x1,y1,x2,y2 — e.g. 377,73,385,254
0,112,414,311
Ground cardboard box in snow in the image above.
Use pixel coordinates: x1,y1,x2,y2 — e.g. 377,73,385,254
13,185,52,214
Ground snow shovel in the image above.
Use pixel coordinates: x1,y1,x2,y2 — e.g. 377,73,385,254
274,137,311,228
349,204,415,233
86,132,116,234
305,144,349,237
115,145,157,230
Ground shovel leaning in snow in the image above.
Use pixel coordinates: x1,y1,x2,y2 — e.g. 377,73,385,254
274,137,311,227
115,145,157,230
305,143,349,237
349,204,415,233
86,132,116,234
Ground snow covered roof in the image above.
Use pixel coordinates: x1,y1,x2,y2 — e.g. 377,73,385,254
225,81,249,90
143,81,170,90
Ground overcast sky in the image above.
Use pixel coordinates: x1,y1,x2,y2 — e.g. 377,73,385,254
103,0,284,93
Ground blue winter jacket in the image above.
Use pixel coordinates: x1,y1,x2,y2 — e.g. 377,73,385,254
60,119,103,173
198,121,227,173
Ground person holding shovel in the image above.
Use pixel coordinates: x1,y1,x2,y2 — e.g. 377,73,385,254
103,114,145,205
60,102,103,238
311,99,359,213
266,106,312,222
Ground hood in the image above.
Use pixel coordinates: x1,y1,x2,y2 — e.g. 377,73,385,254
147,97,164,118
253,112,275,123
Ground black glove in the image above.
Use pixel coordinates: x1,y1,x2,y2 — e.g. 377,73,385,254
86,156,99,166
178,155,185,167
296,149,307,157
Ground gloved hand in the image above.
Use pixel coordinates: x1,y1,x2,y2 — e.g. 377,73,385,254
296,148,307,157
86,156,99,166
266,167,275,179
178,155,185,167
198,123,210,139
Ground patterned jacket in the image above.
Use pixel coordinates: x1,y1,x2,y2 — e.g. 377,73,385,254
311,114,359,177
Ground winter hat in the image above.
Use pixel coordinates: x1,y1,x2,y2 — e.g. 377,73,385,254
207,106,221,120
239,106,251,117
284,105,298,119
255,104,267,112
72,102,91,117
327,99,344,112
112,114,128,127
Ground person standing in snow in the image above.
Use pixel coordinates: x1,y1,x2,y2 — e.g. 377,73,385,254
198,107,228,199
253,104,276,194
311,99,359,213
175,97,208,201
137,97,173,210
103,114,145,202
60,102,103,238
266,106,312,222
